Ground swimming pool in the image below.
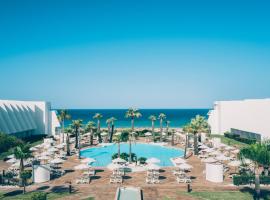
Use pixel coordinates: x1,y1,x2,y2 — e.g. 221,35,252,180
80,143,184,167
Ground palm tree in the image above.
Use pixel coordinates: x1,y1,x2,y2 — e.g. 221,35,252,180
125,108,142,163
14,144,32,187
108,117,117,143
166,120,170,135
85,121,96,145
183,124,192,158
20,170,32,194
190,115,210,155
57,110,71,143
148,115,157,141
106,118,112,134
71,119,83,149
14,144,32,174
93,113,103,143
239,142,270,198
158,113,166,141
113,134,121,158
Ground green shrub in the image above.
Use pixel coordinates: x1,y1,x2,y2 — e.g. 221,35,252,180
120,131,129,142
0,132,23,154
138,157,147,164
224,132,256,145
233,175,254,186
112,153,118,160
31,191,47,200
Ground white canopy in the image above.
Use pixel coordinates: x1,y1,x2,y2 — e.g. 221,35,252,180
173,157,186,164
6,158,17,163
145,132,152,136
232,149,240,154
38,155,51,160
48,147,58,152
147,163,160,170
81,158,96,164
146,157,161,164
110,163,125,170
202,157,217,163
74,164,91,170
242,158,252,164
225,146,235,151
161,132,167,136
50,158,64,164
101,132,108,136
215,154,230,161
202,148,214,153
115,132,122,136
112,158,127,163
178,163,193,170
30,147,38,151
228,160,241,167
209,151,221,156
7,154,15,159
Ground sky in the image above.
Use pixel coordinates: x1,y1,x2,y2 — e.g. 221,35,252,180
0,0,270,109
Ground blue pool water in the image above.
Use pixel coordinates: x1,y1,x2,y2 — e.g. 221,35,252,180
80,143,184,167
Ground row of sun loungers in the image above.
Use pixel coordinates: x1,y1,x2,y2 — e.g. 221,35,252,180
110,175,123,184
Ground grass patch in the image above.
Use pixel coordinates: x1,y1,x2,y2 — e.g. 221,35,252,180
210,134,248,148
0,190,72,200
178,191,252,200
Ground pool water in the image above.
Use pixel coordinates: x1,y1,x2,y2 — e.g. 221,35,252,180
80,143,184,167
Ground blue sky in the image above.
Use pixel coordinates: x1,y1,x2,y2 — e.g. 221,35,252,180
0,0,269,108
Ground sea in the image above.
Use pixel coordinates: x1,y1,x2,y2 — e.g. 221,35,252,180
57,109,209,128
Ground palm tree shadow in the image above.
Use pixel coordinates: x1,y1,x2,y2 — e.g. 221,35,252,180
123,176,132,179
37,185,50,190
91,176,101,180
95,169,104,173
2,190,23,197
159,176,167,180
50,185,69,193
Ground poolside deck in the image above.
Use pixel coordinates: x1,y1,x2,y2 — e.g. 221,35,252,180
1,151,238,200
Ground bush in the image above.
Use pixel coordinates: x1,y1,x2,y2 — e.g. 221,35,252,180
138,157,146,164
111,152,137,162
0,132,23,153
233,175,270,186
233,175,254,186
224,132,256,145
120,131,129,142
31,192,47,200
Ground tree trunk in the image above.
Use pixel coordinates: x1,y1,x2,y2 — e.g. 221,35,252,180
78,131,81,159
109,125,114,143
118,141,120,158
184,133,188,158
66,133,70,156
75,128,79,149
194,133,198,155
97,120,102,143
23,182,26,194
131,118,134,132
90,130,93,145
171,132,174,146
62,120,65,143
160,119,163,142
129,139,132,163
152,121,155,142
255,167,260,198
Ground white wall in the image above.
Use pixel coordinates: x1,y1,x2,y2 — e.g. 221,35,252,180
208,99,270,139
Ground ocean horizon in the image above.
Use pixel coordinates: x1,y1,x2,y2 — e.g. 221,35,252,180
57,109,210,128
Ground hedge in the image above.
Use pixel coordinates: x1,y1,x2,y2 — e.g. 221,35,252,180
233,175,270,186
224,132,256,145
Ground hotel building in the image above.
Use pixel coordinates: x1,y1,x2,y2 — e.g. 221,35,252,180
208,98,270,140
0,100,60,138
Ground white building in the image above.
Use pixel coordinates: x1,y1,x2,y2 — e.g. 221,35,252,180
208,98,270,140
0,100,60,137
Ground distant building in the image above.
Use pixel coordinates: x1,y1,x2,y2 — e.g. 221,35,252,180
208,99,270,140
0,100,60,138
